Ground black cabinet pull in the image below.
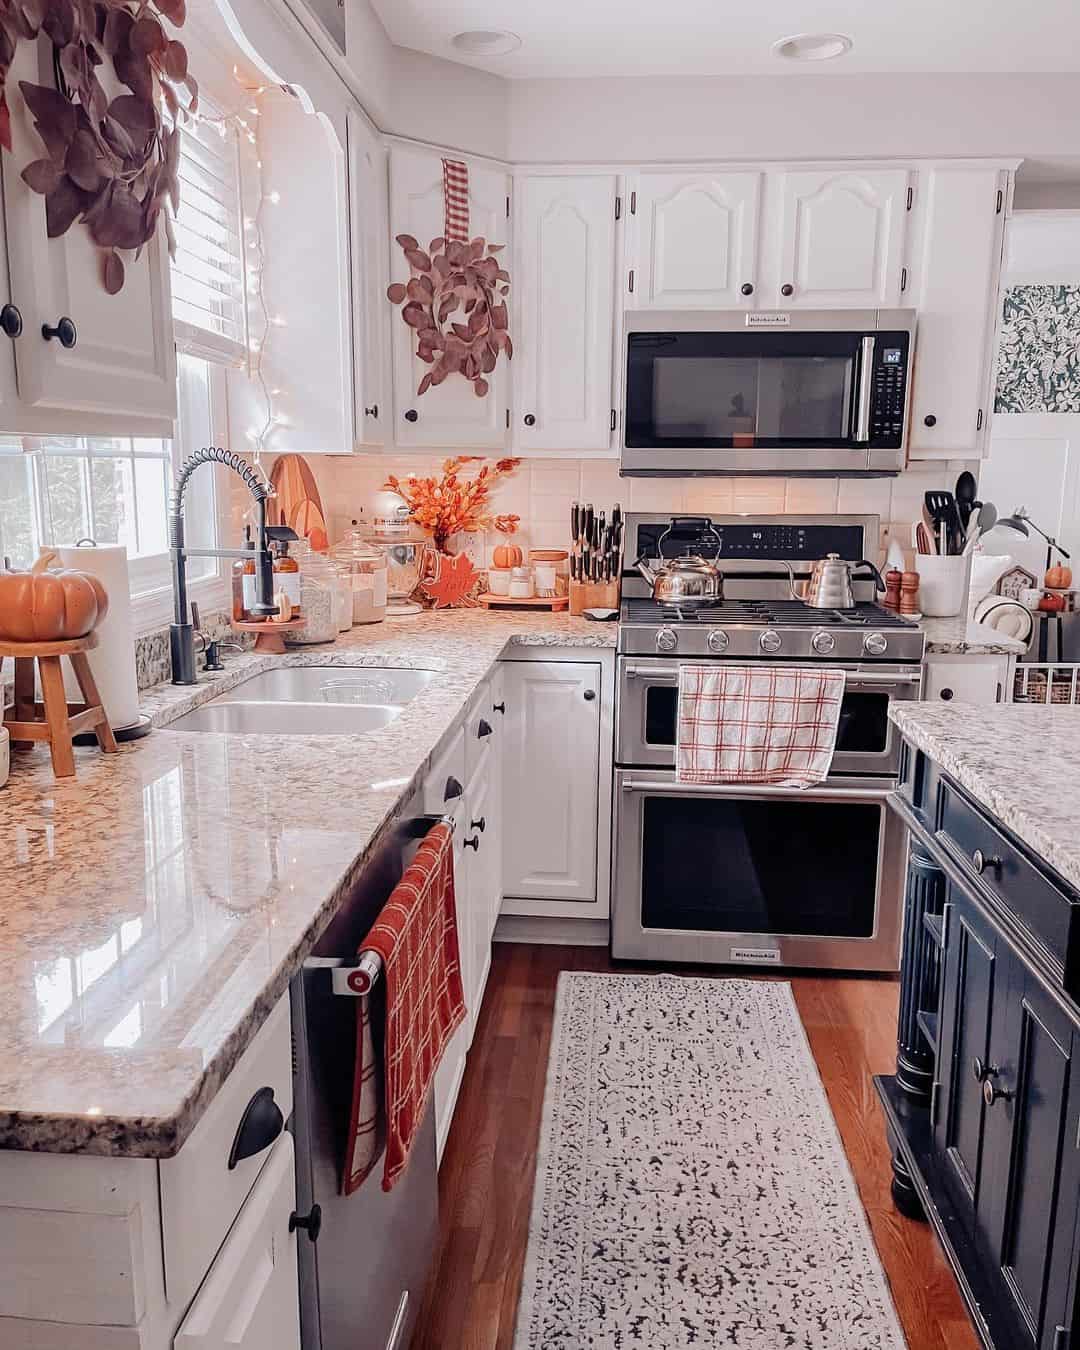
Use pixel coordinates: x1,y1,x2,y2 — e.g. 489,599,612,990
42,315,77,348
583,689,596,702
780,283,794,298
470,816,486,833
228,1086,284,1169
289,1204,323,1243
923,414,937,428
364,404,379,418
524,414,536,427
0,302,22,338
740,282,754,297
443,774,463,802
464,835,480,851
404,409,418,423
477,719,493,738
492,702,506,715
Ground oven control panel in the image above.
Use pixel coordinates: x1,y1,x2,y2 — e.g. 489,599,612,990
642,521,867,562
867,333,911,447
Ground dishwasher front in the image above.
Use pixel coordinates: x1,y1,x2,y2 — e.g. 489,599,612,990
290,803,440,1350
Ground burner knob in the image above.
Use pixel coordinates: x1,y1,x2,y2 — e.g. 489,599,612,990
759,630,782,654
655,627,678,653
864,632,889,656
707,629,730,654
811,630,836,655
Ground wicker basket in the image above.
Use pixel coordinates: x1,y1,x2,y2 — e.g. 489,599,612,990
1013,663,1080,705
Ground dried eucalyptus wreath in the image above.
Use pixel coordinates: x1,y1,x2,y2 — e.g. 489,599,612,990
0,0,196,292
387,233,511,399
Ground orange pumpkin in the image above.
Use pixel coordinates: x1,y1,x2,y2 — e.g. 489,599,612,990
492,544,523,569
1045,563,1073,590
0,551,109,642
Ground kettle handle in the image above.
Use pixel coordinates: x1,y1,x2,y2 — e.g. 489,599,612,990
854,560,886,593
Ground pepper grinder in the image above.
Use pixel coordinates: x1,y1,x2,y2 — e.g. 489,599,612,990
900,571,921,616
882,568,903,612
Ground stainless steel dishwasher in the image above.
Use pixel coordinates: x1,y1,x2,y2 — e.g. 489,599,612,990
290,801,440,1350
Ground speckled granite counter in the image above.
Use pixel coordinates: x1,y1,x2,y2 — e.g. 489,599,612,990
0,611,614,1156
890,701,1080,891
920,616,1027,656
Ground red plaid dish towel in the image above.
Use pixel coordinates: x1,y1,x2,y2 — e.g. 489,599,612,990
342,821,466,1194
442,158,470,242
676,663,845,788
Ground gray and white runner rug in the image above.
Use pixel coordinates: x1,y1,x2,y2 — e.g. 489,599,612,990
514,972,907,1349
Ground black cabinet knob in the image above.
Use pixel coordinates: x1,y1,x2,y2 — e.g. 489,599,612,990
983,1077,1012,1107
464,835,480,851
524,414,536,427
740,283,754,297
470,816,486,833
404,409,418,423
583,689,596,701
971,848,1002,877
444,774,463,802
364,404,379,418
492,701,506,715
923,414,937,428
477,719,493,738
0,303,22,338
228,1086,284,1169
780,284,794,298
289,1204,323,1243
42,316,77,348
939,687,954,702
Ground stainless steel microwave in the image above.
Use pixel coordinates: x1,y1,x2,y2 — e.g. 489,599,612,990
621,308,916,478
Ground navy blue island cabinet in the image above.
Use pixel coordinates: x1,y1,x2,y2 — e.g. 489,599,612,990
877,740,1080,1350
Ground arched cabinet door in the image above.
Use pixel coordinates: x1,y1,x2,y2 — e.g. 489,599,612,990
629,170,762,310
773,168,911,308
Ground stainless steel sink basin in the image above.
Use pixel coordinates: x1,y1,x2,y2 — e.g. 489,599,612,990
165,665,438,736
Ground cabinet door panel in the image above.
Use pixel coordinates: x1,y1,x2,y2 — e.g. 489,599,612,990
501,661,600,903
909,168,1004,459
348,111,387,447
516,174,616,450
2,38,175,428
632,171,760,309
389,147,509,448
775,168,909,308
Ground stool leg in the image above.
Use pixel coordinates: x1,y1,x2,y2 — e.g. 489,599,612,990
69,652,118,754
38,655,76,777
12,657,35,749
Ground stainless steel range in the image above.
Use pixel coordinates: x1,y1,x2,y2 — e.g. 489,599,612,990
612,513,925,973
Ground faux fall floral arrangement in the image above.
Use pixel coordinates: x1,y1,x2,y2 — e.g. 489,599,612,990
383,456,521,555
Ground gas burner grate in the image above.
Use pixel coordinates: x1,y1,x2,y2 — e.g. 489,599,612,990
623,598,915,630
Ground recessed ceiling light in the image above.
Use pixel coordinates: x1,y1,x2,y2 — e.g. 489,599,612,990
451,30,522,57
772,32,853,62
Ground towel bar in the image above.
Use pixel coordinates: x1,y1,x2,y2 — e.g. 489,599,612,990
329,813,455,997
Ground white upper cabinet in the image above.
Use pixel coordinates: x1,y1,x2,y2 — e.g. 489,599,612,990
772,168,911,308
514,174,618,451
629,170,761,309
908,166,1006,460
1,38,176,434
389,145,510,448
348,111,388,447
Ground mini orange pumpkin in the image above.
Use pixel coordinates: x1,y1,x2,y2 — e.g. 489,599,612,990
492,544,523,569
0,551,109,643
1045,563,1073,590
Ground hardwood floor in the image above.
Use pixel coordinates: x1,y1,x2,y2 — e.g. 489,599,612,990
412,944,978,1350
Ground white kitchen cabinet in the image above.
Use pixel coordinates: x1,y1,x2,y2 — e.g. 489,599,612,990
0,37,176,434
772,168,911,308
923,652,1012,705
908,166,1007,460
501,660,601,904
388,145,510,448
347,110,388,447
514,173,618,451
628,170,761,309
173,1132,300,1350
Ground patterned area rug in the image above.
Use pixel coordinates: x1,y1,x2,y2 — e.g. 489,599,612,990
513,972,907,1349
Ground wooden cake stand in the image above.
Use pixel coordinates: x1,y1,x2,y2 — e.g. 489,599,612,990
1,633,117,779
232,618,307,654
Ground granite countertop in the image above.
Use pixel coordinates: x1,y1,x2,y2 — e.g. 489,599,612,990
0,610,614,1157
890,701,1080,891
920,615,1028,656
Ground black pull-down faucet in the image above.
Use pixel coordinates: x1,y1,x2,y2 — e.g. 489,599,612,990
169,447,278,685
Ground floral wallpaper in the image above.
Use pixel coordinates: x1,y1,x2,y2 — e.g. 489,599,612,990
995,284,1080,413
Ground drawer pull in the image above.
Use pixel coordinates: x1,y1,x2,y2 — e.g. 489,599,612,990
972,1057,999,1084
444,775,464,802
972,848,1003,877
228,1086,284,1170
464,835,480,851
492,701,506,714
289,1203,323,1243
477,719,493,738
471,816,486,833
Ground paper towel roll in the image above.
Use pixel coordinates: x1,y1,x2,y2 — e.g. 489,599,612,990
49,544,141,730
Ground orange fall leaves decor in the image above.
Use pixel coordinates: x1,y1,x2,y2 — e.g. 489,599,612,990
383,456,521,555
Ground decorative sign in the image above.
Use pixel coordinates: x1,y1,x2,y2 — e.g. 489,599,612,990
420,551,479,610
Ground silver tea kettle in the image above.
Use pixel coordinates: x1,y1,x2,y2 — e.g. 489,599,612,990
801,554,885,610
634,518,724,606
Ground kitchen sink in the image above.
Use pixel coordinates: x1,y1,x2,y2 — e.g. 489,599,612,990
165,665,438,736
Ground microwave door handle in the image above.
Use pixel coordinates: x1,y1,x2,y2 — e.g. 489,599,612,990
854,335,876,443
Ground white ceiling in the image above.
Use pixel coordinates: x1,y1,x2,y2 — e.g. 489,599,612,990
371,0,1080,78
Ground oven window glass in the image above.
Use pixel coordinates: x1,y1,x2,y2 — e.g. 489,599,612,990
644,684,889,755
640,795,879,937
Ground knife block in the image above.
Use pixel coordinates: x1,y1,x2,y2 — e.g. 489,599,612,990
569,580,620,616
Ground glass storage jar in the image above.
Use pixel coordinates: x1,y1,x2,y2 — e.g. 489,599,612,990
284,543,338,645
333,530,388,625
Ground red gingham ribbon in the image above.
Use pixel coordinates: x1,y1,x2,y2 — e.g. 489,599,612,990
442,158,470,243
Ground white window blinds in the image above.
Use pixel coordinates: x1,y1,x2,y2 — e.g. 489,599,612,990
171,96,248,367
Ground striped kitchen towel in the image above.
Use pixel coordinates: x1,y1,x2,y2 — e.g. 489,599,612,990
442,158,470,242
342,821,465,1194
676,663,845,788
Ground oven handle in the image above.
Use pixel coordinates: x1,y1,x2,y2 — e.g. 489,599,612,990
854,335,876,443
620,777,894,803
623,663,922,687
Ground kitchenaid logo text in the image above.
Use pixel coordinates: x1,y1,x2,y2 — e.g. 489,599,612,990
745,313,791,327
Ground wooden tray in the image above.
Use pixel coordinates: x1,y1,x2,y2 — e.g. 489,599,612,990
479,593,569,611
233,619,307,653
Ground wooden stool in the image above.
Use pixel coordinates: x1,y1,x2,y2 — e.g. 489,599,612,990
1,634,118,778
